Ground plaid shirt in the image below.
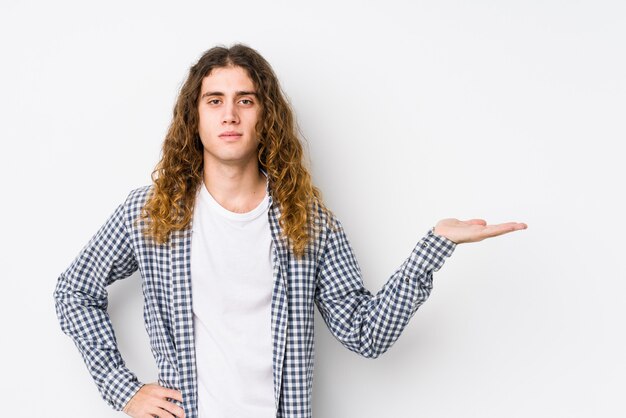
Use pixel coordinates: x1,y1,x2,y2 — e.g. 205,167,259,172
54,184,456,418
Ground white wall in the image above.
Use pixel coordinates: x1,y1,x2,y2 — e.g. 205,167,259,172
1,0,624,416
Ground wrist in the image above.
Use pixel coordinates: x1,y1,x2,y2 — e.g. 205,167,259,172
432,226,459,244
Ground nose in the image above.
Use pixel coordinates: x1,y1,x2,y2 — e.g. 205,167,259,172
222,102,239,124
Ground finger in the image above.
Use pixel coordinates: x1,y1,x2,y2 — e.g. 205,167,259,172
495,222,527,231
159,387,184,402
148,406,169,418
158,399,186,417
484,223,526,237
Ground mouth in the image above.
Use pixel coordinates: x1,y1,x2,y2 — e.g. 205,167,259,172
219,132,243,141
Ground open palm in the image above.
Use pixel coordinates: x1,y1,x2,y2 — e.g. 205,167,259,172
434,218,527,244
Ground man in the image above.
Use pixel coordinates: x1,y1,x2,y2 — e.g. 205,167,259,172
54,44,527,418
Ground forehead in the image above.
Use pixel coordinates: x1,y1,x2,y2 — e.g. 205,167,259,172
200,66,255,93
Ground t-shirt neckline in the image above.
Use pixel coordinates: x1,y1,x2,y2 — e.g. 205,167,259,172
198,176,270,222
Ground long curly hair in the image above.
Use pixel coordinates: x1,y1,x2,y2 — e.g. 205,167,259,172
137,44,329,256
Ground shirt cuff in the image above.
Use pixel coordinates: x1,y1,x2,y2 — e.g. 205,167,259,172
396,229,457,314
102,366,144,411
402,228,457,280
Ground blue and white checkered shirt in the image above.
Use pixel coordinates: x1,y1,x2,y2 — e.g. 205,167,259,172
54,184,456,418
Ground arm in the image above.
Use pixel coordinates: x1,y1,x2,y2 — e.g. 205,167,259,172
53,199,143,411
314,220,456,359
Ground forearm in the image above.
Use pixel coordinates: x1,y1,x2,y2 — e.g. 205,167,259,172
315,226,456,358
54,271,143,410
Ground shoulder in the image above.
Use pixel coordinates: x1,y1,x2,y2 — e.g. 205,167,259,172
306,197,345,259
125,184,153,206
310,196,341,234
119,184,153,222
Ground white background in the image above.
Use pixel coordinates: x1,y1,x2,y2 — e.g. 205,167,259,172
1,0,624,417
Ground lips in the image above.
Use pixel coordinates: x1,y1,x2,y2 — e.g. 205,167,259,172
219,131,243,141
219,131,242,139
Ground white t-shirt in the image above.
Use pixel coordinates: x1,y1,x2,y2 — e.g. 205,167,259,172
191,180,275,418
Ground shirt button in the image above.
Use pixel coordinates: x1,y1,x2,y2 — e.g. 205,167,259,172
404,277,410,284
421,242,429,248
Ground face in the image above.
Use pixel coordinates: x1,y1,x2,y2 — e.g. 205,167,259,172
197,66,260,169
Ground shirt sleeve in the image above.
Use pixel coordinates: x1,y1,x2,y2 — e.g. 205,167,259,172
53,197,144,410
314,220,456,358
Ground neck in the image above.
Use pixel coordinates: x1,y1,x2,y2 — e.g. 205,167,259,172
202,159,267,213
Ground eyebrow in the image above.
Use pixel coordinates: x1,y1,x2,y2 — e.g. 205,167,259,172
200,90,257,99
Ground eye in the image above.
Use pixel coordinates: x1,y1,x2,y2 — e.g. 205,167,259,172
207,99,221,105
239,99,254,105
